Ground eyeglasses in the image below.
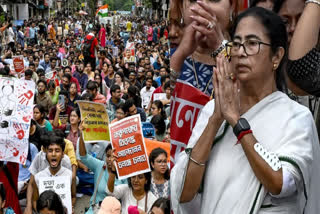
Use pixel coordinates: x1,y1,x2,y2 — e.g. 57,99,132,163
228,40,272,57
155,160,167,165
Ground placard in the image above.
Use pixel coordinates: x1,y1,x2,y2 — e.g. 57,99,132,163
0,77,35,164
142,122,155,139
13,55,25,73
77,101,110,143
153,93,167,101
110,114,150,180
38,176,72,214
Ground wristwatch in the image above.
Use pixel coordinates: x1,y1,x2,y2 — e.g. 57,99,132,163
211,40,229,58
233,118,251,137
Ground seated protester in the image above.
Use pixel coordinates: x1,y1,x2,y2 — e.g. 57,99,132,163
0,183,15,214
68,82,81,108
34,79,53,116
147,75,170,113
123,98,147,122
107,85,125,122
142,70,158,89
46,80,60,105
49,90,73,128
36,68,46,81
150,115,166,142
107,156,157,213
78,121,126,214
126,85,142,108
33,104,53,132
32,132,76,211
63,66,81,94
147,100,168,124
149,148,170,198
26,63,40,83
140,77,156,110
155,66,168,87
111,103,126,124
0,161,21,214
24,132,73,214
149,198,170,214
73,62,88,91
94,73,110,99
86,80,106,104
24,69,34,81
97,196,121,214
128,71,142,90
60,73,71,92
18,141,38,196
162,81,171,107
29,119,47,151
37,190,67,214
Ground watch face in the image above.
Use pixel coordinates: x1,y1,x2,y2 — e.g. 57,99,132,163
239,118,250,130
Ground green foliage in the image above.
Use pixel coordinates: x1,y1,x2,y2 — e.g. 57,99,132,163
102,0,133,11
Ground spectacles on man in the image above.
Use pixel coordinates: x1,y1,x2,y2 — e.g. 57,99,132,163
228,40,272,57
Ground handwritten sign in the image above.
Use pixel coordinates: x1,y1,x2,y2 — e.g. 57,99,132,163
38,176,72,214
110,114,150,180
0,77,35,164
153,93,167,102
13,55,25,73
77,101,110,143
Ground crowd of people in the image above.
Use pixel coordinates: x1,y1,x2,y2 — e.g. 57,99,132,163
0,12,171,214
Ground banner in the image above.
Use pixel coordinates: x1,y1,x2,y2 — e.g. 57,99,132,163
39,176,72,214
170,80,210,168
13,55,24,73
0,77,35,164
110,114,150,180
77,101,110,143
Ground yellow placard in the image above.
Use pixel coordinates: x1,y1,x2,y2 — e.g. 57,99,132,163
77,101,110,143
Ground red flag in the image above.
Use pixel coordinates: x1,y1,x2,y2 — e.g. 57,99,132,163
170,80,210,168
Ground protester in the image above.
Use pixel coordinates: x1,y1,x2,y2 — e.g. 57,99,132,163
33,104,53,132
36,190,66,214
35,79,53,116
149,197,170,214
149,148,170,198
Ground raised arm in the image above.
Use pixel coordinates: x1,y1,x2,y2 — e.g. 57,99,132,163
289,1,320,60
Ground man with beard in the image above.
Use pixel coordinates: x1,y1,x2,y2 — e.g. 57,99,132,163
63,66,81,94
34,79,53,116
140,77,155,111
106,85,125,122
128,71,142,90
32,132,76,212
73,62,88,90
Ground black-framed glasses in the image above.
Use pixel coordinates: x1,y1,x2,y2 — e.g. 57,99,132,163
227,40,272,56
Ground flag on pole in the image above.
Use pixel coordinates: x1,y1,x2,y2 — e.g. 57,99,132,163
96,4,109,17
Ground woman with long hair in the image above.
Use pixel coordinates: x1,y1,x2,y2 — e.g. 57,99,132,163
149,148,170,198
33,104,53,132
94,73,110,98
68,82,81,108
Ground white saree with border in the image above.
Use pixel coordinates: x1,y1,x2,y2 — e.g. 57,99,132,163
171,91,320,214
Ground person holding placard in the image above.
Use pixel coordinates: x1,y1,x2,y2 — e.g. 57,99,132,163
106,153,157,214
78,117,126,214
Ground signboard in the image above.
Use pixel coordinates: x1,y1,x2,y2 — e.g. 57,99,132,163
77,101,110,143
142,122,155,139
153,93,167,102
0,77,35,164
110,114,150,180
13,55,24,73
39,176,72,214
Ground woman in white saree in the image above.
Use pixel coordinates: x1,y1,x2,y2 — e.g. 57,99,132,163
171,7,320,214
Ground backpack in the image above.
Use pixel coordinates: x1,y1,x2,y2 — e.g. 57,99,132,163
83,36,94,57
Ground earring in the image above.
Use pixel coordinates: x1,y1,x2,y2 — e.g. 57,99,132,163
230,11,233,22
273,64,277,71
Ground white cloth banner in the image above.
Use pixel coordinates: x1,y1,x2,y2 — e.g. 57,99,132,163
0,77,35,164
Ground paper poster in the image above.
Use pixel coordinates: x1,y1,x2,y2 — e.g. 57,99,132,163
110,114,151,180
124,42,135,63
13,55,25,73
38,176,72,214
153,93,167,101
77,101,110,143
0,77,35,164
142,122,155,139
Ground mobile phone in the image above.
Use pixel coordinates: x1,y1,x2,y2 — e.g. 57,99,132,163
58,95,65,109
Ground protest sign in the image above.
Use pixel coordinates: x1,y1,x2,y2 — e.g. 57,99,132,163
0,77,35,164
39,176,72,214
13,55,25,73
110,114,150,180
153,93,167,102
124,42,135,63
77,101,110,143
142,122,155,139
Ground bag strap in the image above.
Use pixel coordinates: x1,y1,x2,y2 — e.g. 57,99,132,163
91,165,105,206
145,192,148,212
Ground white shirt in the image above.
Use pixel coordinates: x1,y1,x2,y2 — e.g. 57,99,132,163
7,27,15,43
35,166,72,188
140,86,155,109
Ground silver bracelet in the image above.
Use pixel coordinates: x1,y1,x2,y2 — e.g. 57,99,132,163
189,156,206,166
170,68,180,78
306,0,320,6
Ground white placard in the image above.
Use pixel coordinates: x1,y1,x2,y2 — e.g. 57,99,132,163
39,176,72,214
153,93,167,101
